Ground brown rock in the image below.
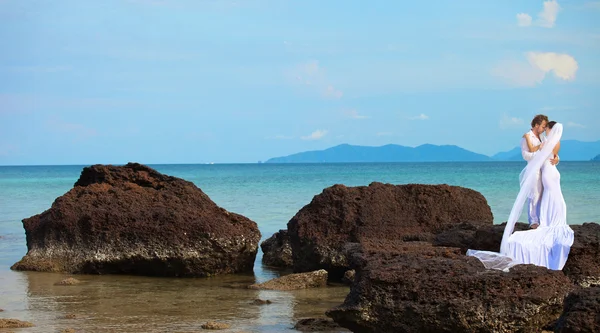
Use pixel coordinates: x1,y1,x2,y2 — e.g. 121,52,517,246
200,321,231,330
54,278,80,286
288,183,493,279
342,270,355,284
11,163,261,277
260,229,293,268
563,223,600,287
62,313,77,319
434,222,530,253
0,319,35,328
294,317,347,332
327,240,574,333
555,286,600,333
251,299,272,305
248,269,328,291
60,329,76,333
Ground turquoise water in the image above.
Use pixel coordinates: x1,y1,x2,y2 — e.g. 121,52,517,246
0,162,599,332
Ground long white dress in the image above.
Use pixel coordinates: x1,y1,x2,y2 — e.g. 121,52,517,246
503,150,574,270
467,123,574,271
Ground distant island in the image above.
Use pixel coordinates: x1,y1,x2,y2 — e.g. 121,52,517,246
265,140,600,163
593,154,600,161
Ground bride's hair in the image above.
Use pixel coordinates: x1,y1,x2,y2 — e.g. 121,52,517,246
547,121,557,129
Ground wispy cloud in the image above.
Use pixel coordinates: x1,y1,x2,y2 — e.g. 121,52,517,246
46,117,98,140
567,122,585,128
517,0,561,28
516,13,533,27
301,129,328,140
408,113,429,120
289,61,343,99
344,109,369,119
492,52,578,87
500,114,525,129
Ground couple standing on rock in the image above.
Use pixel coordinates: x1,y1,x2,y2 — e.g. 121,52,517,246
469,114,574,271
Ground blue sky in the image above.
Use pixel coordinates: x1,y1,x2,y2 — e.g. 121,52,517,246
0,0,598,165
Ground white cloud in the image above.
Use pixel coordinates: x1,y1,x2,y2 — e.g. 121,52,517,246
517,13,533,27
527,52,578,81
345,109,369,119
539,0,561,28
517,0,561,28
567,122,585,128
301,129,328,140
408,113,429,120
500,114,525,129
492,52,578,87
289,61,343,99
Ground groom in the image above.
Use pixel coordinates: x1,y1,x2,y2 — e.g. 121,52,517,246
521,114,559,229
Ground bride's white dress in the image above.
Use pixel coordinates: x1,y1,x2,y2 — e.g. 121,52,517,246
467,123,574,271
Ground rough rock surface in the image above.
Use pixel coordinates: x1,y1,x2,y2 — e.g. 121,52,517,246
260,229,293,268
11,163,261,277
563,223,600,287
326,239,574,333
248,269,328,291
434,222,530,252
293,317,348,332
287,182,493,278
555,286,600,333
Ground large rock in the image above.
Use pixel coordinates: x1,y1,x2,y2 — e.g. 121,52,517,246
260,229,293,268
326,239,574,333
563,223,600,287
11,163,261,277
434,222,530,253
555,286,600,333
287,182,493,279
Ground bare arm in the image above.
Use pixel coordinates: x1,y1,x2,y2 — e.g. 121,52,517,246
522,133,541,152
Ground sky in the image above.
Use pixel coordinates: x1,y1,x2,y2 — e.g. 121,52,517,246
0,0,599,165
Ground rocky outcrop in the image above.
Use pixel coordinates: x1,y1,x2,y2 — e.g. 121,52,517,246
327,239,574,333
555,286,600,332
287,182,493,279
248,269,328,291
563,223,600,287
434,222,531,252
260,229,293,268
11,163,261,277
294,317,348,332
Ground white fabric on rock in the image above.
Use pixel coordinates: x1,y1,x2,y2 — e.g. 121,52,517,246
467,123,574,271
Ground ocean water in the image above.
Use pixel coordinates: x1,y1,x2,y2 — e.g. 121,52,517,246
0,162,599,332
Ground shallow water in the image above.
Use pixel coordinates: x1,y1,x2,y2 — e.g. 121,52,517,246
0,267,350,332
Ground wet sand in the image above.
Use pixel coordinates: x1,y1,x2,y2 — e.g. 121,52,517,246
0,266,350,332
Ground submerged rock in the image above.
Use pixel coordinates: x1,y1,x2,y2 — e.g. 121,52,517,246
248,269,328,291
0,319,35,328
326,239,574,333
294,317,348,332
11,163,261,277
287,182,493,279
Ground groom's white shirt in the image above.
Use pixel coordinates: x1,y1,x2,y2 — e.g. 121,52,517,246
521,130,541,161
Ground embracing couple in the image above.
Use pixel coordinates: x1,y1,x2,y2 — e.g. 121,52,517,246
468,116,574,271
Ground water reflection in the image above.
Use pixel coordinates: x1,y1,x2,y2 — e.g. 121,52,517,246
0,266,349,332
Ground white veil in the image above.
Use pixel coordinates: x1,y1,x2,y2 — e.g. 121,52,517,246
467,123,563,271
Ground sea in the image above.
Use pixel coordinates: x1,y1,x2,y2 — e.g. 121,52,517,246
1,162,599,332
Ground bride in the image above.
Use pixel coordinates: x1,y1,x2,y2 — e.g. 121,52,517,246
468,122,574,271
